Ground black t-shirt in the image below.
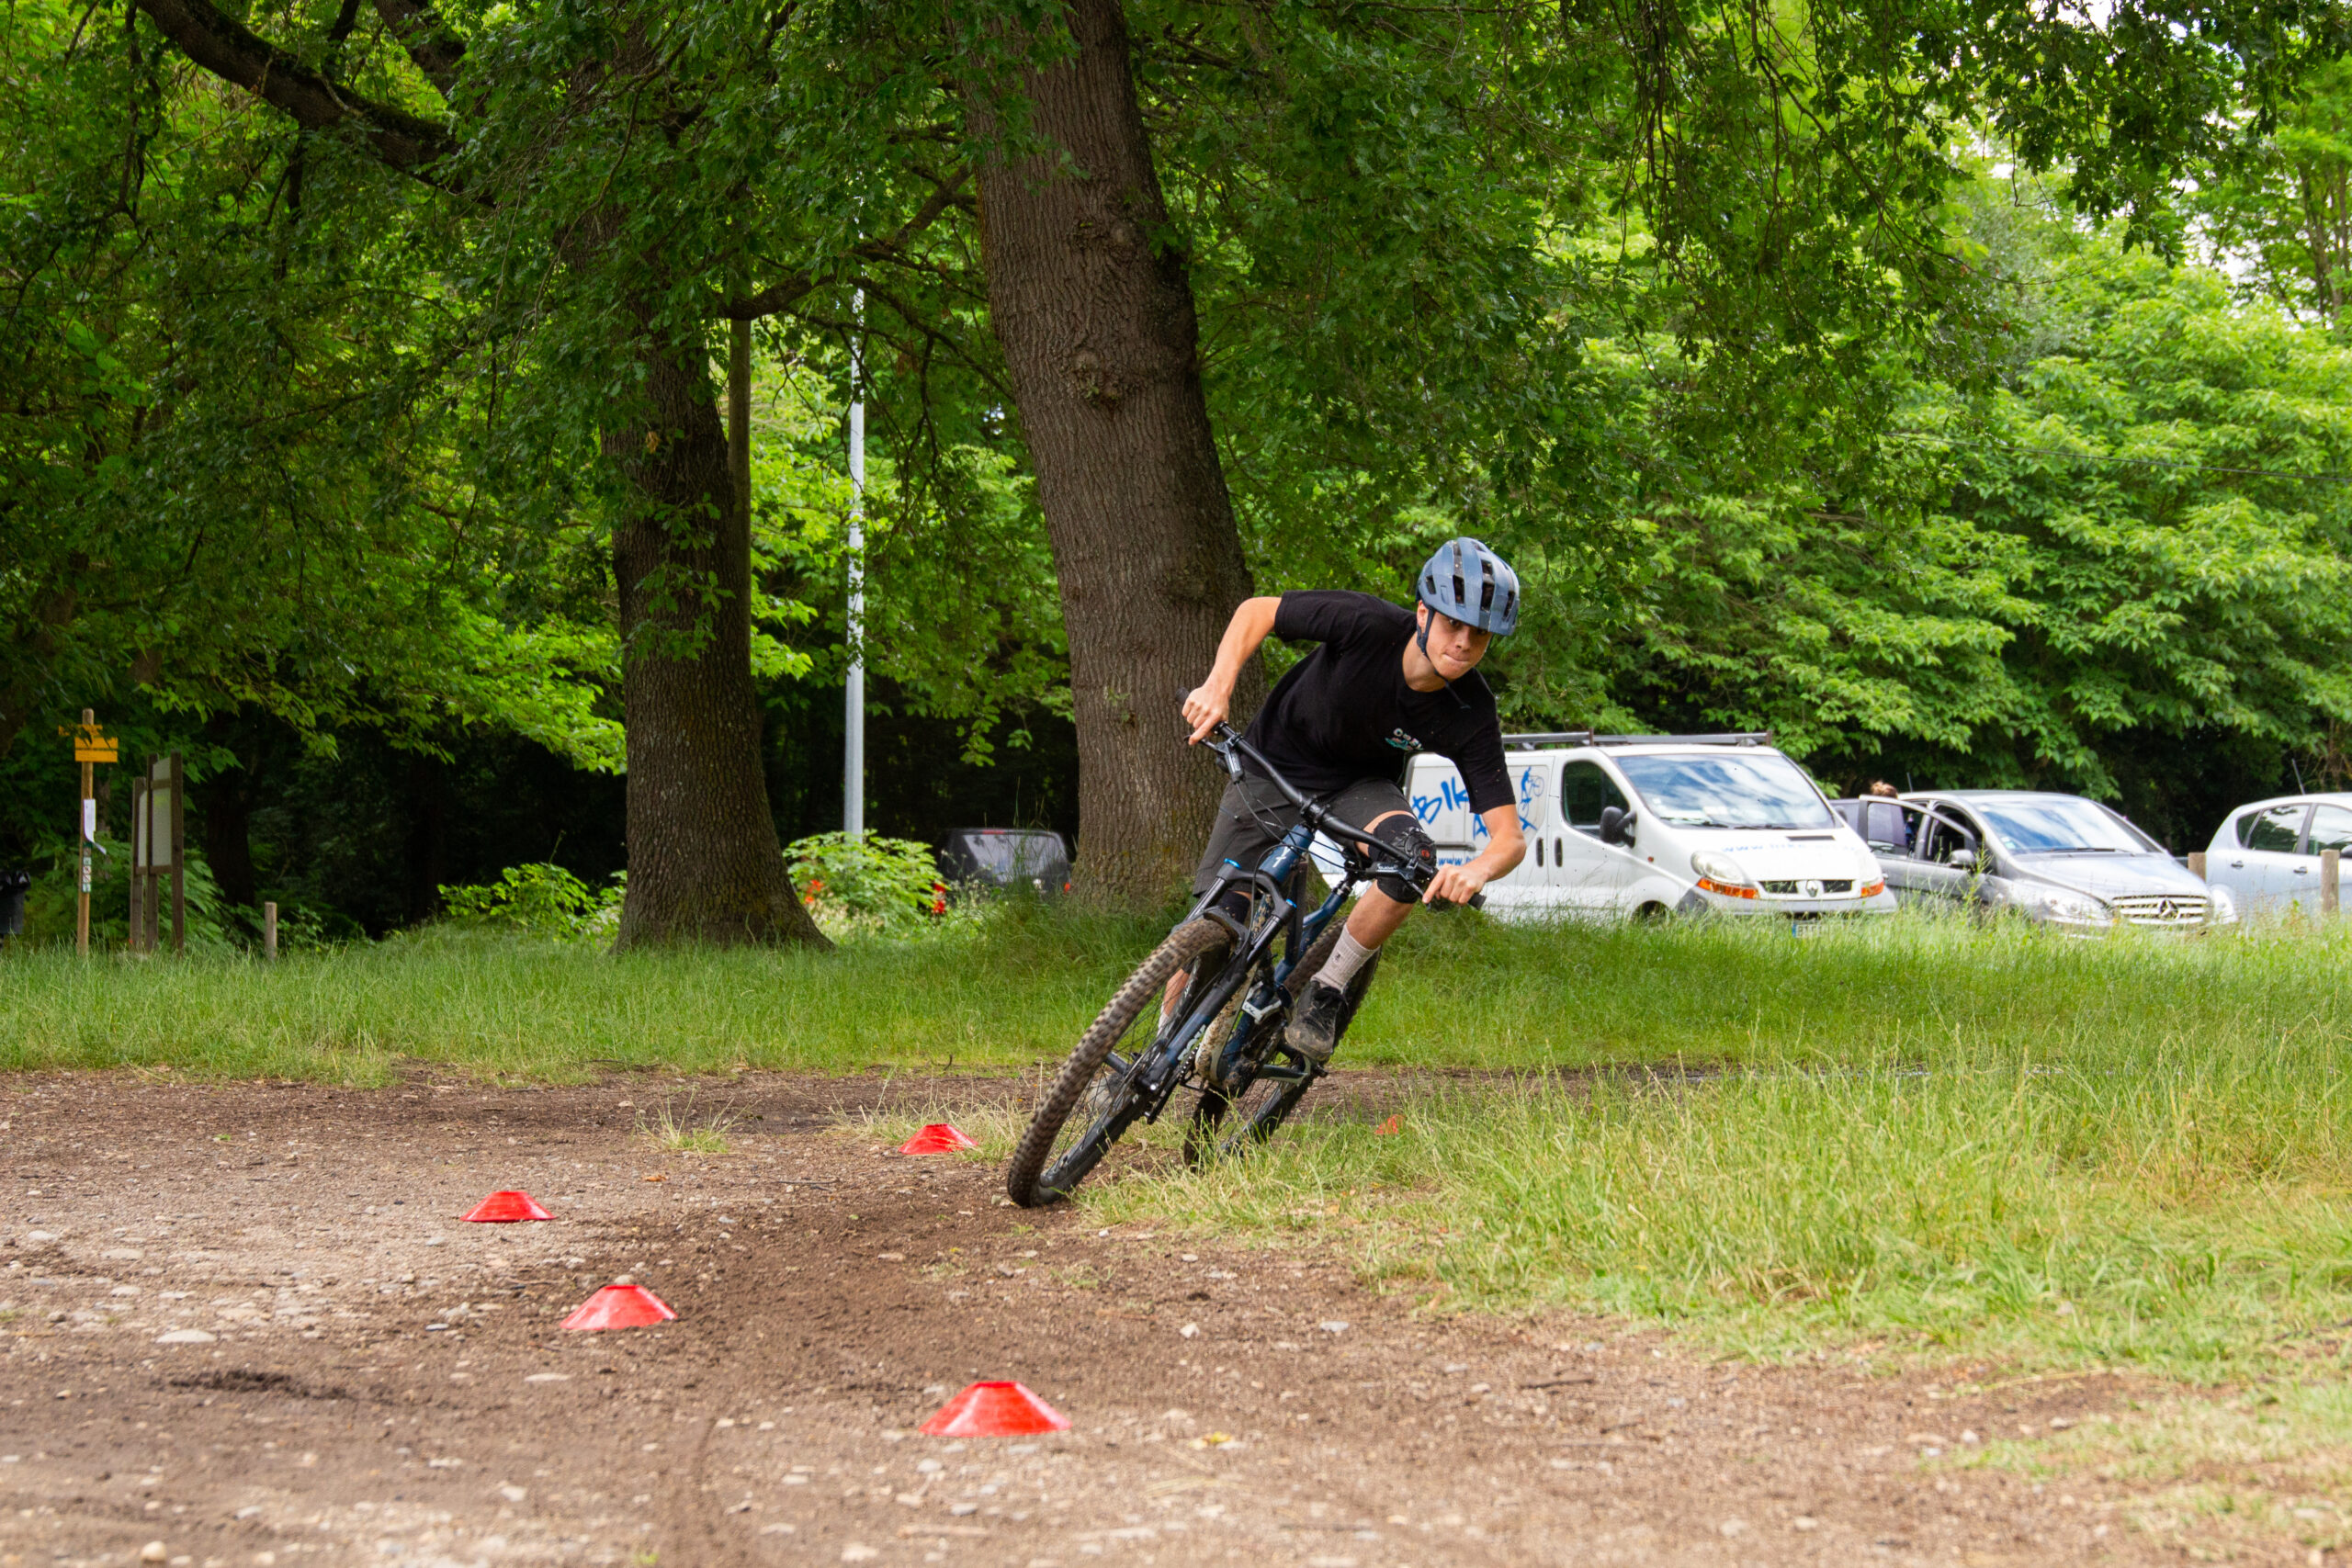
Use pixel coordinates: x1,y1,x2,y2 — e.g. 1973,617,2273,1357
1242,591,1514,815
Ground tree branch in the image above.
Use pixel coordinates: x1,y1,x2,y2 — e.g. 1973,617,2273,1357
370,0,467,96
132,0,456,175
719,166,969,320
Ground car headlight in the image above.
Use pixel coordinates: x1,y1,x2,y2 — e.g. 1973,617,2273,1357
2208,884,2238,923
1689,850,1758,898
2015,885,2109,925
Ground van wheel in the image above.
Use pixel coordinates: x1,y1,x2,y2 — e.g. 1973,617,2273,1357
1633,902,1670,924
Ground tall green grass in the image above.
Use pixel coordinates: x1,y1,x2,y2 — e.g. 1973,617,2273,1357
6,906,2349,1083
1092,915,2352,1379
1091,1045,2352,1378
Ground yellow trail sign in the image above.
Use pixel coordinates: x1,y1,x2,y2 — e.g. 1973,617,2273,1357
61,720,118,763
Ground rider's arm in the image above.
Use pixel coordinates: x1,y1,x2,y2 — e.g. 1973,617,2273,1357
1183,596,1282,742
1426,804,1526,906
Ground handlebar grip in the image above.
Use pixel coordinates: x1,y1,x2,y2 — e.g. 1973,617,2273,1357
1425,891,1487,913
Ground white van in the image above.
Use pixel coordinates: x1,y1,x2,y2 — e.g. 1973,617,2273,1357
1397,732,1896,921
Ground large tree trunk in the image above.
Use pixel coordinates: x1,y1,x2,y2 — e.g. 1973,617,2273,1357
607,325,830,950
967,0,1259,906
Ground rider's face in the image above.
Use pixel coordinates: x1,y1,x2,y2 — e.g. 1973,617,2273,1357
1418,605,1491,679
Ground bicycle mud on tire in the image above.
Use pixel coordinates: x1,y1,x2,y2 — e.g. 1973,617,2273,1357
1182,919,1380,1168
1005,919,1231,1208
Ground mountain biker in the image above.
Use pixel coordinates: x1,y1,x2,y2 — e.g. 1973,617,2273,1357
1177,538,1527,1062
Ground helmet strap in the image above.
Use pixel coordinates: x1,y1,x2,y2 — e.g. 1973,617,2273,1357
1416,606,1472,711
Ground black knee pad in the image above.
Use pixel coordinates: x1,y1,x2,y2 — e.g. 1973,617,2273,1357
1371,817,1437,903
1211,885,1252,928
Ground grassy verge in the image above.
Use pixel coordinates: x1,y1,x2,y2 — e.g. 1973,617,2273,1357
6,903,2351,1081
1086,1049,2352,1380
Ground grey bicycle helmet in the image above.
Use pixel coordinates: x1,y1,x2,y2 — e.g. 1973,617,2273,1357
1416,536,1521,636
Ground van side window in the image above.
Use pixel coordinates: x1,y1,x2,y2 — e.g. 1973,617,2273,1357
1919,806,1983,865
1560,761,1630,833
2241,803,2309,852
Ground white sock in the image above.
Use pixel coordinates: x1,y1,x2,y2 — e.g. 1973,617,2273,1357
1313,931,1376,992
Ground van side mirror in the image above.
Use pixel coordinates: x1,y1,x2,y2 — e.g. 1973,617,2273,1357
1947,829,1978,865
1599,806,1636,847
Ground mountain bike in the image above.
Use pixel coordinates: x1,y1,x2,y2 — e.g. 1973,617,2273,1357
1004,708,1479,1207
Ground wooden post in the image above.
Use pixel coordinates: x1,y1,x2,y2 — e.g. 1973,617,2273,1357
264,901,278,960
2188,851,2208,881
2325,849,2341,917
167,750,185,953
76,707,93,957
128,777,145,953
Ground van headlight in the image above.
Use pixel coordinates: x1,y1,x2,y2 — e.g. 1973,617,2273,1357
2014,885,2109,926
2208,884,2238,923
1689,850,1758,898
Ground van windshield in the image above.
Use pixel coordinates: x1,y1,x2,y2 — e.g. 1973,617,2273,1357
1614,752,1837,830
1970,796,2156,855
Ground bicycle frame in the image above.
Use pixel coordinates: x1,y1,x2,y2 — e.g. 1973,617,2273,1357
1108,724,1423,1123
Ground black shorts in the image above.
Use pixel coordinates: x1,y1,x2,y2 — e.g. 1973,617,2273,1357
1190,775,1414,897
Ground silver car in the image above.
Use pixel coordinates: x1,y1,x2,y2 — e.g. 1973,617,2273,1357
2201,793,2352,917
1838,789,2235,930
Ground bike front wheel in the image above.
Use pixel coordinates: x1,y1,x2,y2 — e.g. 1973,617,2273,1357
1005,919,1231,1207
1183,921,1381,1168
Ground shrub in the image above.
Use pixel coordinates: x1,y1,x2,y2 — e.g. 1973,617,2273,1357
438,863,624,940
785,832,945,931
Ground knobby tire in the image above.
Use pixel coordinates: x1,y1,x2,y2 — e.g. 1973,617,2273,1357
1005,919,1231,1208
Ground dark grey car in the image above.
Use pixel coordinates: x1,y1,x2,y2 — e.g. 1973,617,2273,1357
1833,790,2233,930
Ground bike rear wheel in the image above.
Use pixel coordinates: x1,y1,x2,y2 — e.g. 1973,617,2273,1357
1183,919,1381,1167
1006,919,1231,1207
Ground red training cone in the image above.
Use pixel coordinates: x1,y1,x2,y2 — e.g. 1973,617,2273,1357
899,1123,980,1156
1374,1114,1402,1135
462,1190,554,1223
560,1283,677,1332
919,1381,1069,1438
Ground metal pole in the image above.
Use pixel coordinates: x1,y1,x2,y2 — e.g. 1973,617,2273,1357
844,289,865,839
76,706,93,958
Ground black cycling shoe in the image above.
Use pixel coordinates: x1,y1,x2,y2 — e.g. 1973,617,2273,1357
1286,980,1347,1064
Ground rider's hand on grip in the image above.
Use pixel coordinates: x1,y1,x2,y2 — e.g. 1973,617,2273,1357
1180,683,1230,745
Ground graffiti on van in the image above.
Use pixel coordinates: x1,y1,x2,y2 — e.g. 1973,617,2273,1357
1416,769,1539,839
1412,773,1475,829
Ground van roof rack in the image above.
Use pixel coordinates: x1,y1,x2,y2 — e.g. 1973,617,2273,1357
1502,730,1774,749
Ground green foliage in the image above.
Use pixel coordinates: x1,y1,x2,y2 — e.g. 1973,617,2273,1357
1598,177,2352,807
13,835,246,954
439,863,624,941
784,832,944,932
5,0,2346,919
0,0,617,771
2192,56,2352,325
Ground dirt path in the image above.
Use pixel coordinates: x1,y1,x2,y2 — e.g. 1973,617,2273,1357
0,1073,2255,1568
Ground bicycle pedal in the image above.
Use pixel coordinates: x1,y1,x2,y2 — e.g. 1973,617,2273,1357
1239,993,1285,1026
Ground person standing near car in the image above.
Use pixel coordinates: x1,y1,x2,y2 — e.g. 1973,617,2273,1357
1175,539,1527,1061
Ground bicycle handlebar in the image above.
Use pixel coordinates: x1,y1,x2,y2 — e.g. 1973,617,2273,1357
1179,687,1484,910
